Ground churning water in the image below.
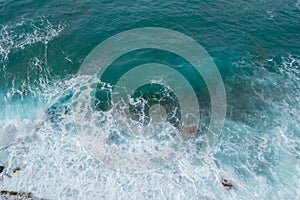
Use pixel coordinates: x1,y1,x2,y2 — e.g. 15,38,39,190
0,0,299,199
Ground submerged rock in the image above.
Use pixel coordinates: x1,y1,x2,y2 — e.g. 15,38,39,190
182,124,198,135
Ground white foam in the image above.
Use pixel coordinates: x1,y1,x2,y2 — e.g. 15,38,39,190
0,33,299,199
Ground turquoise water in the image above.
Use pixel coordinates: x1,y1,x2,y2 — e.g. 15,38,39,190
0,0,299,199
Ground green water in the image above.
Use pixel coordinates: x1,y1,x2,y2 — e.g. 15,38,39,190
0,0,299,199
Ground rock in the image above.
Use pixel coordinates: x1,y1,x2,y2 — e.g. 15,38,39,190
182,125,198,135
13,167,21,173
0,190,32,199
0,166,21,176
222,179,233,190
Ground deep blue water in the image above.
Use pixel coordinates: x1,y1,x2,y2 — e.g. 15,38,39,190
0,0,299,199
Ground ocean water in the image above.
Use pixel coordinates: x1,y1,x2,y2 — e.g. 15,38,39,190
0,0,299,199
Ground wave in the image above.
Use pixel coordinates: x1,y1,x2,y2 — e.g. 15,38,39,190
0,54,298,199
0,13,299,199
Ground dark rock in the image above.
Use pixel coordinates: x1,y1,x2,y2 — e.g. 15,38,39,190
13,167,21,173
1,190,32,199
222,179,233,190
0,166,4,174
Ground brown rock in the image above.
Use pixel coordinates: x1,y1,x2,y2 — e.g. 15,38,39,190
13,167,21,173
182,125,198,135
1,190,32,198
